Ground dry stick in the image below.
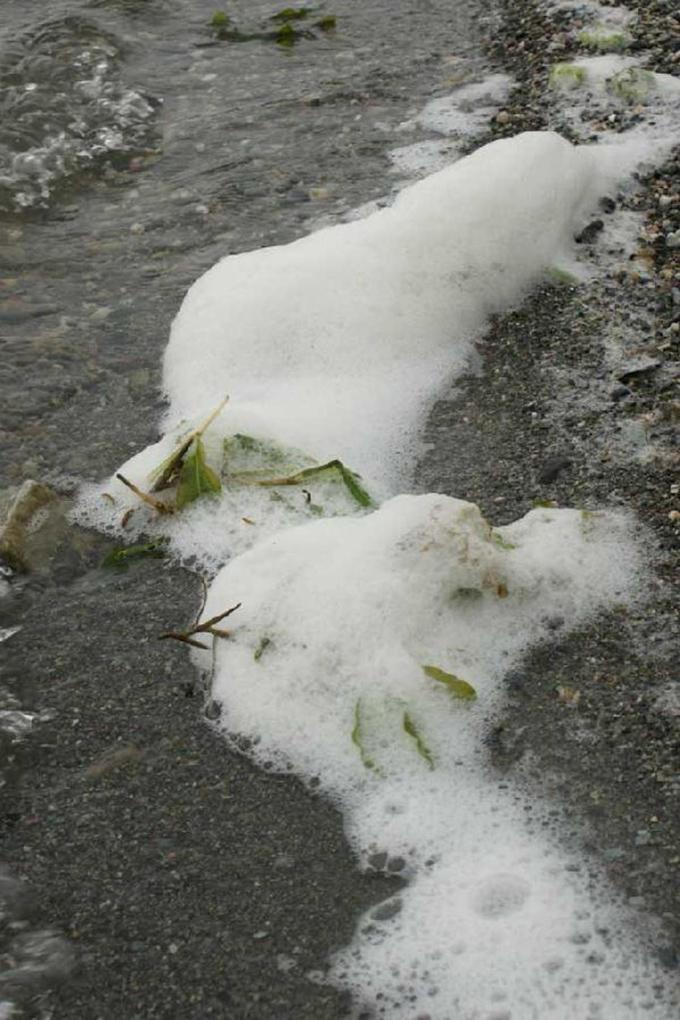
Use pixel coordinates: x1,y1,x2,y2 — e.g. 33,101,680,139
159,603,242,650
159,632,210,650
193,603,242,633
116,474,173,514
151,395,229,493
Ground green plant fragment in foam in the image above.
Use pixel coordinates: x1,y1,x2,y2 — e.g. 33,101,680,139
254,459,374,508
402,711,435,770
101,537,167,570
254,636,271,661
352,700,378,771
176,437,222,509
549,63,586,90
578,27,630,52
422,665,477,701
607,68,655,102
492,531,517,551
532,499,558,509
545,266,580,288
223,433,313,480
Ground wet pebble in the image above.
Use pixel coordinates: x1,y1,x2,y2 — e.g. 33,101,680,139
537,454,571,484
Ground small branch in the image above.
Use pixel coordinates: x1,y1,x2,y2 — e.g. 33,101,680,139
194,603,242,633
158,602,241,652
159,632,210,650
116,474,173,514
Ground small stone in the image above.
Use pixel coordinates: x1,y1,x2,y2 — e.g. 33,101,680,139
204,699,221,720
367,851,388,871
610,384,631,401
556,685,581,707
575,219,604,244
370,897,402,922
617,357,660,383
656,945,678,970
666,230,680,249
538,454,571,484
90,306,112,322
129,222,145,235
495,110,511,126
599,195,616,214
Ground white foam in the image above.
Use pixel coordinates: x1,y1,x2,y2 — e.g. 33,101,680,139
197,495,673,1017
162,133,595,484
388,138,461,178
72,120,680,1015
417,74,512,137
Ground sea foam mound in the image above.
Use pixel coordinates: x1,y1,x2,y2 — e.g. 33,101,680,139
197,495,674,1018
161,132,597,490
77,131,606,564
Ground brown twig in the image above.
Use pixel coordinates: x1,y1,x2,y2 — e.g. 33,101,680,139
116,474,174,514
193,603,242,633
158,602,242,650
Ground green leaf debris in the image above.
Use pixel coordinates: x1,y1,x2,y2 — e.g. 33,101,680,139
101,537,168,570
422,665,477,701
402,711,435,770
176,437,222,509
255,459,374,508
352,699,378,772
160,602,241,651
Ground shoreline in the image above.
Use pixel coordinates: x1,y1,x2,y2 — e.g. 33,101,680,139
1,0,678,1015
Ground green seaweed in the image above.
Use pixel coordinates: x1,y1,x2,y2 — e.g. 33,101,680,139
101,537,167,570
276,22,297,45
545,266,580,288
607,67,655,103
149,397,228,494
422,665,477,702
402,711,434,770
491,531,517,551
254,636,272,661
210,10,230,28
176,438,222,509
352,700,378,771
272,6,310,21
532,499,558,509
315,15,336,31
256,459,374,508
549,63,586,90
578,26,630,52
223,433,313,480
580,509,605,537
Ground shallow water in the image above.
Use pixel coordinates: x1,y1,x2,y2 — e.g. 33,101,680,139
0,2,493,1014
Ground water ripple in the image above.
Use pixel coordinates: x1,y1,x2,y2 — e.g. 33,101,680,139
0,15,161,213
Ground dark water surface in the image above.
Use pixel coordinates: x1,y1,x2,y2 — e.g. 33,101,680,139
0,2,496,1015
